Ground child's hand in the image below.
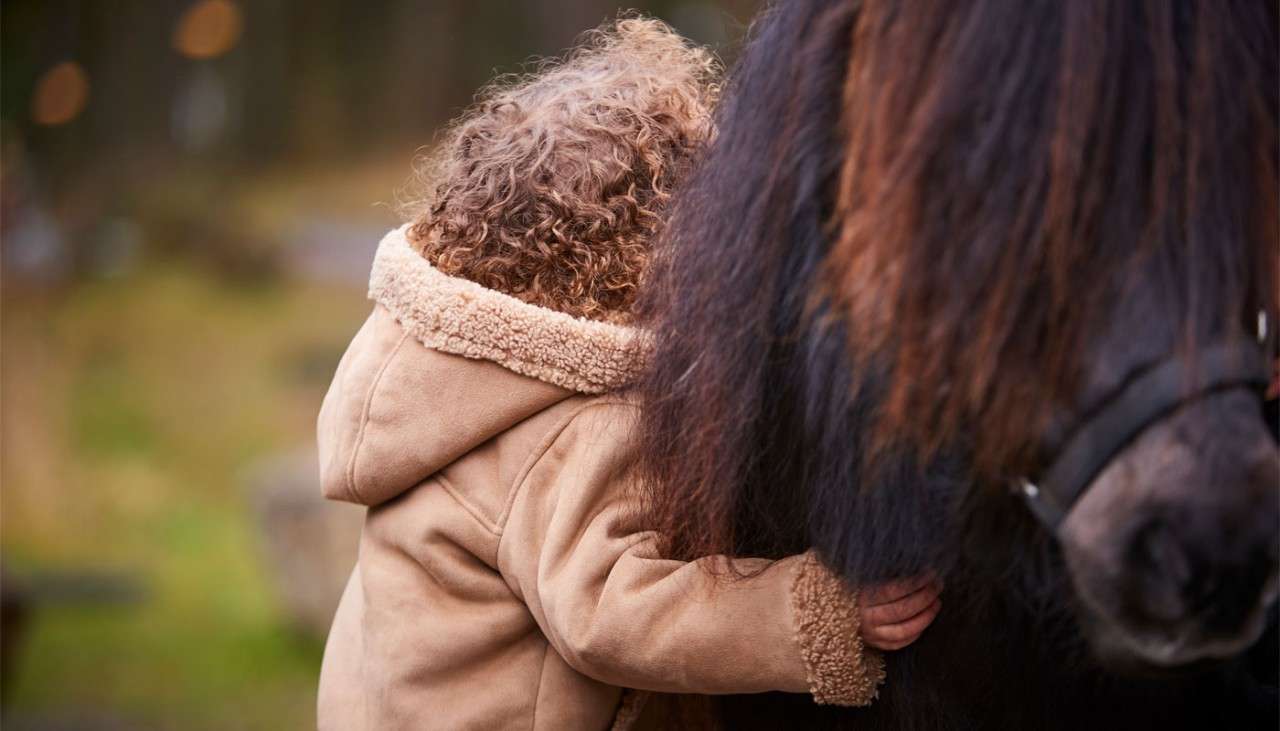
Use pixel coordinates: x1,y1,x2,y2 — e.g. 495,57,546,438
860,574,943,651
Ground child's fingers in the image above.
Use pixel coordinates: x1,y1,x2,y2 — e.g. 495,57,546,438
861,580,940,628
861,573,938,607
863,601,942,652
862,597,942,651
864,592,940,645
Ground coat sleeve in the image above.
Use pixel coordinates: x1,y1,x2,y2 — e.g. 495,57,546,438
495,401,884,705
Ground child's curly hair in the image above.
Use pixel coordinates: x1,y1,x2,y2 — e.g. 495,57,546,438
405,17,720,324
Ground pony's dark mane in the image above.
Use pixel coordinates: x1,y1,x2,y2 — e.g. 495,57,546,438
829,0,1278,476
637,0,1278,573
636,0,862,565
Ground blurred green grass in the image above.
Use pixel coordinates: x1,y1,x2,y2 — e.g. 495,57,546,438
2,256,371,729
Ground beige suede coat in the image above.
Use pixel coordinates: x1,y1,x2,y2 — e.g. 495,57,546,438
316,227,884,730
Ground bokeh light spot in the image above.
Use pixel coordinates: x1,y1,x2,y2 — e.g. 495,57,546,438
173,0,243,60
31,61,90,126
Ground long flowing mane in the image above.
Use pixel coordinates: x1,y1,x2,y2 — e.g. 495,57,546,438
829,0,1278,476
637,0,1277,577
637,0,869,568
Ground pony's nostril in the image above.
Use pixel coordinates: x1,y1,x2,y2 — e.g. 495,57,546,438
1131,515,1276,632
1140,524,1192,585
1133,522,1196,620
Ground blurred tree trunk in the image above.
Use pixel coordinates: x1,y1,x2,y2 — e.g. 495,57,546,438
527,0,614,53
237,0,293,162
86,1,181,158
377,1,464,143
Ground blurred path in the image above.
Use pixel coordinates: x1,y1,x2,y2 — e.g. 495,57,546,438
284,217,390,288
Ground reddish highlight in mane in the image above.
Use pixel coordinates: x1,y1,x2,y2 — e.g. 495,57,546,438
826,0,1278,477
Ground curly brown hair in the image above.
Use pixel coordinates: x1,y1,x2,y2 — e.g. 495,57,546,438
405,17,720,324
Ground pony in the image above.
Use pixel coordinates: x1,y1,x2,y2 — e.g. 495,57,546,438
637,1,1278,728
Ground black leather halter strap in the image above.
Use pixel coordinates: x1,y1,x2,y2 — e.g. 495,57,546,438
1019,339,1271,532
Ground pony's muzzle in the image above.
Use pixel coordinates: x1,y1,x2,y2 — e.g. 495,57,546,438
1062,392,1280,669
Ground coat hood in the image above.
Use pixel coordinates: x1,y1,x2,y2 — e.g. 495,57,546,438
317,226,647,506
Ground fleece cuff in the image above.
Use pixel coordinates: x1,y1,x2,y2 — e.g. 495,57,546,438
791,551,886,706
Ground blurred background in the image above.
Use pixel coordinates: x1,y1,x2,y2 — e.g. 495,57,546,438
0,1,758,728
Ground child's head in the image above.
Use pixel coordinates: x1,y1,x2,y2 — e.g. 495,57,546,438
406,17,719,324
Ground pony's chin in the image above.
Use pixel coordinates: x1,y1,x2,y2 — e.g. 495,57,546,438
1084,594,1277,675
1090,626,1264,677
1066,542,1280,675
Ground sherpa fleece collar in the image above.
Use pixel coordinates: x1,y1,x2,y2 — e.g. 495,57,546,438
368,226,648,394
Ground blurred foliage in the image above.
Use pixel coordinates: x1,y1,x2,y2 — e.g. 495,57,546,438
3,258,369,728
1,0,756,175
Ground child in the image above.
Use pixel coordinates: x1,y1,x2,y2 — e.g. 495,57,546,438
317,18,940,730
